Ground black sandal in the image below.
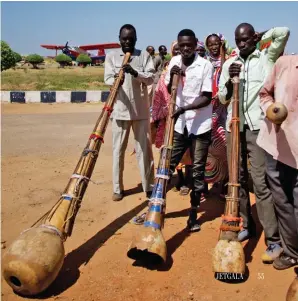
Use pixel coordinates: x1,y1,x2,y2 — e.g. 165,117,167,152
132,212,146,225
187,222,201,232
179,186,190,196
186,209,201,232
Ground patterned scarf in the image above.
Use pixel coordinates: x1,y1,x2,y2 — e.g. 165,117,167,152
205,33,231,94
197,40,205,50
171,40,178,53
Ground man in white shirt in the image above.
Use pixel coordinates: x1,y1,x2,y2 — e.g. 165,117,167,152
165,29,213,232
104,24,155,202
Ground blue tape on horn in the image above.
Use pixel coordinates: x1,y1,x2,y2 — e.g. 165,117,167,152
149,205,162,213
156,167,169,176
144,221,161,230
152,183,163,199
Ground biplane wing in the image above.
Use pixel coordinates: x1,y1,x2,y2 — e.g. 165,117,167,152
40,45,66,50
78,43,120,51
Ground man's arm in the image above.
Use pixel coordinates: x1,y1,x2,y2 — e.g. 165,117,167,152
104,52,116,86
172,63,213,118
218,60,233,105
132,52,155,86
259,60,278,113
175,91,212,113
154,55,161,71
265,27,290,63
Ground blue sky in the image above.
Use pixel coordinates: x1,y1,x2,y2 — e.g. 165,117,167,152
1,1,297,56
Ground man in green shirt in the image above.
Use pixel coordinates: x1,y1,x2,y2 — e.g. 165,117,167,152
218,23,289,263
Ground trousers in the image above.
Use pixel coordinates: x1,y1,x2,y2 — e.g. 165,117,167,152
226,126,280,245
265,152,298,259
170,127,211,207
112,118,154,194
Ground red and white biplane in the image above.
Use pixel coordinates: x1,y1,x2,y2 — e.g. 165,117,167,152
41,41,121,65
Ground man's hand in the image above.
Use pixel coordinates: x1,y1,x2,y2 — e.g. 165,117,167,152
255,30,268,43
171,107,185,123
255,32,262,43
228,120,232,131
228,63,242,78
114,73,125,86
167,65,184,93
170,65,184,77
122,64,138,77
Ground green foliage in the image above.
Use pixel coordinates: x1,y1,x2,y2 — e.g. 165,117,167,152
13,52,22,63
55,53,72,63
76,54,92,64
26,54,44,64
1,67,108,91
55,53,72,67
26,54,44,68
1,41,16,71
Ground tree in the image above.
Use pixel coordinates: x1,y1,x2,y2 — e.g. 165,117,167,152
76,54,91,67
1,41,16,71
26,54,44,69
13,52,22,63
55,53,72,67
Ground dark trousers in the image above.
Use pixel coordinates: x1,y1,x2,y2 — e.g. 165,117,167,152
265,152,298,259
170,128,211,207
226,126,280,245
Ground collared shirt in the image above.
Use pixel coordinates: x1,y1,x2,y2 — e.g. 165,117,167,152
104,48,155,120
257,55,298,169
218,27,290,132
164,53,213,136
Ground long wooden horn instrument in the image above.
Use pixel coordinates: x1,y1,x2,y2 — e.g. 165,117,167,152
127,73,180,263
212,75,246,275
2,52,131,296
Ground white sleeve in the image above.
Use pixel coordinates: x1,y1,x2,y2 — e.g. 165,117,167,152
104,52,115,86
201,62,213,93
134,51,155,85
218,60,230,104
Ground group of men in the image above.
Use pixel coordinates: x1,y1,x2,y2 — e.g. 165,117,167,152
103,23,298,271
146,44,168,105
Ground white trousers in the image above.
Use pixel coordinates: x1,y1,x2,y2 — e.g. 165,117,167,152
112,118,155,194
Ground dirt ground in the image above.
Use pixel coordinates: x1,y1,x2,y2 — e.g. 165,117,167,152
1,103,295,301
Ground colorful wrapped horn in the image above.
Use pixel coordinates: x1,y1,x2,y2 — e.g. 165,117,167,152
127,73,180,263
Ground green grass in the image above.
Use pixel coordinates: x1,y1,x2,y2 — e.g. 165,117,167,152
1,64,109,91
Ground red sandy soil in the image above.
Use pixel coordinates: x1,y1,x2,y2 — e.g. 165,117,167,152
1,103,295,301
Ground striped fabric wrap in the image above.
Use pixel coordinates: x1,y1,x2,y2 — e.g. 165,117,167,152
205,98,228,183
203,34,229,183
